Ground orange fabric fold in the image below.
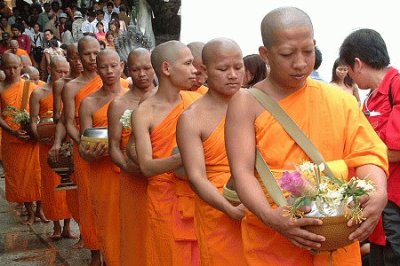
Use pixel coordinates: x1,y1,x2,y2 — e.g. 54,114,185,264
120,126,148,266
146,91,201,266
1,80,41,202
195,85,208,95
195,118,246,266
38,91,71,220
243,80,388,265
89,99,121,266
66,173,80,223
74,75,102,125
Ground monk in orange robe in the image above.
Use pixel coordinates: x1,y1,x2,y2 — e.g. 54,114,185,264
187,41,208,95
21,66,43,86
29,55,75,239
0,70,4,162
79,50,128,266
225,7,388,266
133,41,202,266
50,44,83,235
0,53,42,225
177,38,247,265
62,36,102,265
108,48,156,266
6,40,32,66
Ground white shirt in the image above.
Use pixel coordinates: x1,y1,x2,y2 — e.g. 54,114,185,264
81,20,96,34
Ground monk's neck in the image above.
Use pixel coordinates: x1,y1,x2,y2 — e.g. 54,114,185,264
131,85,155,98
81,70,98,81
156,85,181,103
264,79,305,101
4,77,21,87
102,83,123,95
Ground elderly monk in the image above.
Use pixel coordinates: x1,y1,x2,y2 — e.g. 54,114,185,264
6,39,32,66
48,43,84,248
0,53,43,225
62,36,102,265
108,48,156,266
79,49,128,266
177,38,247,265
187,41,208,95
225,7,388,266
133,40,201,266
29,55,74,240
21,66,44,86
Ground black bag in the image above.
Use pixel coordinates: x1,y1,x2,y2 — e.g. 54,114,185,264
32,46,44,63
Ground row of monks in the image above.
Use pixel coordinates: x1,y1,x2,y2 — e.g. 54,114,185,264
0,7,389,266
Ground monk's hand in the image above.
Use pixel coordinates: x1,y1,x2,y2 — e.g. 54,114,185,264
225,203,246,220
15,129,31,141
80,141,108,161
266,206,325,251
123,160,142,174
348,190,387,242
48,142,61,162
40,136,54,145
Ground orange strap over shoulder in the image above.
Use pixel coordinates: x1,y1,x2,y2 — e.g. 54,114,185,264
20,80,30,111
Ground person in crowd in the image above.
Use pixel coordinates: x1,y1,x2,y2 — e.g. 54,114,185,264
105,31,114,49
61,21,74,46
43,39,64,69
225,6,388,265
187,41,208,94
81,10,97,36
242,53,267,88
95,21,106,42
0,15,11,36
108,18,120,38
72,10,84,42
111,11,126,32
95,9,108,33
310,46,324,81
11,23,31,54
37,3,51,32
330,57,361,104
339,27,400,266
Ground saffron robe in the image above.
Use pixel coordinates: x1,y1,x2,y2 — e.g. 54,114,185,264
243,79,388,265
38,92,71,221
1,80,41,202
146,91,201,266
195,85,208,95
74,75,102,250
88,98,122,266
120,122,148,265
195,118,246,266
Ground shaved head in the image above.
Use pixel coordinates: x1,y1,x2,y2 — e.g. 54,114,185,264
77,35,100,54
10,40,19,49
21,66,39,76
50,55,68,68
187,42,205,61
2,52,21,65
66,43,79,58
97,48,121,65
151,40,190,77
202,38,242,66
261,7,313,48
127,48,151,66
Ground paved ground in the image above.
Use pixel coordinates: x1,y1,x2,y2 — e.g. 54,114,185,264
0,165,91,266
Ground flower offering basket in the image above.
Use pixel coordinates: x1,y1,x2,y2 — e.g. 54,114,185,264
47,142,77,190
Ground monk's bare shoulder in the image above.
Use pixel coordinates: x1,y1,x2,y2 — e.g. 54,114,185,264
63,76,87,95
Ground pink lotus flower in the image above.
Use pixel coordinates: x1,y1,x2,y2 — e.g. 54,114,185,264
279,171,304,196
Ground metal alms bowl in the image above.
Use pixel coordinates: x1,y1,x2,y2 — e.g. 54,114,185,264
81,127,108,145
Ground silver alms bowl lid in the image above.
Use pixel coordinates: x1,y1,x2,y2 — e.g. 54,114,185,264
82,127,108,138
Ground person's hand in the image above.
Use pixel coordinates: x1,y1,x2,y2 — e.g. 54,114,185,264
264,206,325,250
15,129,31,141
123,160,142,175
225,203,246,220
79,141,108,162
39,136,54,145
348,190,387,242
48,142,61,163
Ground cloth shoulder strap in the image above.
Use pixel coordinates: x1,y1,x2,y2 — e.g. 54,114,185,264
20,80,30,111
248,87,335,179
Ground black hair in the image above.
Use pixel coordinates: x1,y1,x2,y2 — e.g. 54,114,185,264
314,46,322,70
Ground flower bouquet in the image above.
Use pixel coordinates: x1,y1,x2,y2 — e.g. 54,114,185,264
3,106,33,139
279,161,375,251
119,109,133,129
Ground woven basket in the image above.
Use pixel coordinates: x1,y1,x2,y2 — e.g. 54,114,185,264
304,215,359,251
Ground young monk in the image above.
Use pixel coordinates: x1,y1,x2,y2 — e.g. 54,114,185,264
133,40,201,265
108,48,156,266
225,7,388,265
187,41,208,95
29,55,74,240
177,38,247,265
0,53,43,225
48,43,83,248
62,36,102,265
79,49,128,266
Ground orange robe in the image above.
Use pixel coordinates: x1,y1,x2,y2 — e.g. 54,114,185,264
0,80,41,202
195,118,246,266
120,122,148,266
243,79,388,265
74,75,102,250
146,91,201,266
88,99,121,266
195,85,208,95
38,92,71,221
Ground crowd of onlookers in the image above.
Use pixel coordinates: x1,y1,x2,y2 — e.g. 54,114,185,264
0,0,133,80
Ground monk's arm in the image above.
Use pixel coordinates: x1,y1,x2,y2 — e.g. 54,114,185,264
52,79,64,122
177,113,244,220
226,92,324,250
127,111,138,164
48,118,67,161
28,89,40,140
108,101,140,173
133,105,181,177
349,165,387,242
62,83,80,143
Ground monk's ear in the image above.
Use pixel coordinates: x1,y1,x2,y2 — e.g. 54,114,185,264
258,46,269,66
161,61,171,76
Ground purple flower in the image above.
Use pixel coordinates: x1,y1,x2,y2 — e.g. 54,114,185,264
279,171,304,196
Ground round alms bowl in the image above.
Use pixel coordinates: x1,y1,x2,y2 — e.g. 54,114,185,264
303,215,359,251
37,117,55,140
81,127,108,145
